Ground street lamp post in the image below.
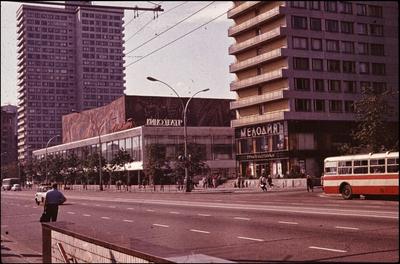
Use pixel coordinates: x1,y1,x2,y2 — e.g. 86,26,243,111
147,76,209,192
45,135,60,184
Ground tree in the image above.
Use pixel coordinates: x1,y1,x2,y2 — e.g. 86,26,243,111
340,87,398,154
110,149,133,189
144,144,169,190
82,152,106,187
63,153,80,187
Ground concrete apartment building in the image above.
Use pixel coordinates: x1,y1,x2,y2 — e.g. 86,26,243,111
228,1,398,179
16,1,125,163
1,105,18,168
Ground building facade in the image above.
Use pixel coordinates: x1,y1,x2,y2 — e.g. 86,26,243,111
228,1,398,179
1,105,18,167
32,95,236,183
16,1,125,163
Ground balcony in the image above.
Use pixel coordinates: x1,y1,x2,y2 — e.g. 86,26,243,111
17,118,26,127
230,89,288,110
230,67,287,91
17,91,26,100
17,37,25,47
231,111,285,128
230,47,287,73
17,78,26,86
227,1,262,19
17,85,26,93
17,126,26,134
17,105,25,113
228,6,283,37
229,27,285,55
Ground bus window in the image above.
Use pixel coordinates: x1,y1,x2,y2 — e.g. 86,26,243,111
387,158,399,173
324,161,337,174
370,159,385,173
354,159,368,174
338,160,352,174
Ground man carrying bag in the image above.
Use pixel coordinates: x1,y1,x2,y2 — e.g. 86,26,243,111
40,183,67,222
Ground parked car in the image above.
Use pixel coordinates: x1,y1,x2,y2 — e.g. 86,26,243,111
11,184,22,191
35,185,52,205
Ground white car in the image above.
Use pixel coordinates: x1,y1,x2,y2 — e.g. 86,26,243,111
35,185,52,205
11,184,22,191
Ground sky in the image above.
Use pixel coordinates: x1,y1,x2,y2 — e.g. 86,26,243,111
1,1,236,106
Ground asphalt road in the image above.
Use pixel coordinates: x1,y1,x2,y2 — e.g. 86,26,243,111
1,189,398,262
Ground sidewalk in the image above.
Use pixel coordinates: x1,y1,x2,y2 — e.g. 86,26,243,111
1,234,42,263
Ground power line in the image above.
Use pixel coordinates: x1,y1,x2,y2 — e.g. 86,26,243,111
125,10,227,68
8,1,163,11
125,1,188,43
124,1,163,28
125,1,215,56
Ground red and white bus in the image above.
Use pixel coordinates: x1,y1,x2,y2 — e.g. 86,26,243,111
322,151,399,199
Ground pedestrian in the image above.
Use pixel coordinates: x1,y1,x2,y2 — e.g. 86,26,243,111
259,175,267,192
267,175,273,188
306,174,314,192
44,183,67,222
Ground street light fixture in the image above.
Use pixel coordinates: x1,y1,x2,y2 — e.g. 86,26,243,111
147,76,209,192
45,134,60,184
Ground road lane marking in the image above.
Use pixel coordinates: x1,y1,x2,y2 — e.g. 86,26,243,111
127,208,134,210
108,206,116,208
237,236,264,242
169,211,180,214
309,246,347,253
234,217,251,221
146,209,155,212
101,217,110,220
123,219,134,223
190,229,210,234
83,214,91,217
335,226,359,230
153,224,169,228
67,212,76,215
95,204,101,207
198,213,210,217
81,203,87,206
278,221,298,225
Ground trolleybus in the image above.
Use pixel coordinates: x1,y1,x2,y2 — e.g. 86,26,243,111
322,152,399,199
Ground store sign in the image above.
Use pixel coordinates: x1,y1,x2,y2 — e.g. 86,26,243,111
146,118,183,127
236,151,288,161
239,122,284,138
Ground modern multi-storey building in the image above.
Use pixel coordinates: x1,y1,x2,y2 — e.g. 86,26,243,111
1,105,18,167
228,1,398,179
16,1,125,163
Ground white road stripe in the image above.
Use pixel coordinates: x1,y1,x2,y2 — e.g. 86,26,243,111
169,211,180,214
234,217,251,221
83,214,91,217
123,219,134,223
146,209,155,212
309,246,347,253
153,224,169,228
95,204,101,207
335,226,359,230
198,213,211,217
67,212,76,215
108,206,116,208
101,217,110,220
278,221,298,225
81,203,87,206
127,208,134,210
237,236,264,242
190,229,210,234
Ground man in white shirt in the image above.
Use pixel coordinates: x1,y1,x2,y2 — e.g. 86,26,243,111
44,183,67,222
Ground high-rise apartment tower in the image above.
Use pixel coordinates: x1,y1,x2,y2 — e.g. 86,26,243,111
228,1,398,179
16,1,126,163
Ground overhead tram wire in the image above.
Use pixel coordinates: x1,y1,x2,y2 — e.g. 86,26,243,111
10,1,163,11
125,10,227,68
124,1,163,28
125,1,215,56
125,1,188,43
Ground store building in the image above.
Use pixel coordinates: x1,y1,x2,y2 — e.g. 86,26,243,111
228,1,398,179
32,95,236,181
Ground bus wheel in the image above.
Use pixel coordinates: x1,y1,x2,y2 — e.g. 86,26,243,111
341,184,353,200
